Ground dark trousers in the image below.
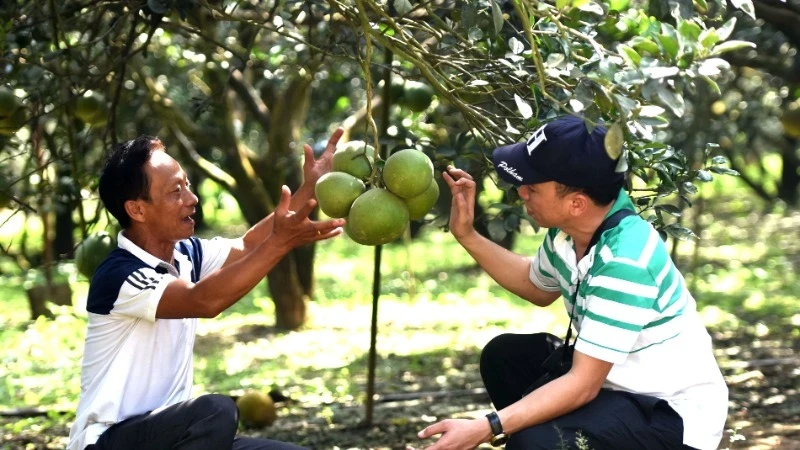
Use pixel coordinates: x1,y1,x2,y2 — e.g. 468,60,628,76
88,394,307,450
480,333,693,450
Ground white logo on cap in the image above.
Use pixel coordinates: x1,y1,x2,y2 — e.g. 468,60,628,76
498,161,523,181
526,124,548,155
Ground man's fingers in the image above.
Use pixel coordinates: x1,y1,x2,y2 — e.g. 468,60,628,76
275,185,292,216
442,171,456,188
417,420,447,439
313,226,344,241
293,198,317,221
324,127,344,155
446,165,474,181
303,143,315,168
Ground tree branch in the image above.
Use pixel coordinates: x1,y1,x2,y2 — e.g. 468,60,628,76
169,124,237,192
228,69,271,132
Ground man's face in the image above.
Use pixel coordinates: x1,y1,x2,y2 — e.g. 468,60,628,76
140,150,198,241
517,181,571,228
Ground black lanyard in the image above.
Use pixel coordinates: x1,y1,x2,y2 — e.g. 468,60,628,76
561,209,635,356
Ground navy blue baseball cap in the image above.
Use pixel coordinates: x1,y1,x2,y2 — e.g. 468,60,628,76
492,116,624,188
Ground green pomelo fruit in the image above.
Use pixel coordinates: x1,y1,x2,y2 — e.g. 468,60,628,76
377,76,406,102
315,172,366,219
75,231,116,279
0,107,27,136
346,188,409,246
383,149,434,199
0,88,21,118
404,179,440,220
76,93,108,126
236,391,277,428
332,140,375,180
402,81,434,113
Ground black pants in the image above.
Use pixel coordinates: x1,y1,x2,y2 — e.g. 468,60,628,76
480,333,693,450
89,394,307,450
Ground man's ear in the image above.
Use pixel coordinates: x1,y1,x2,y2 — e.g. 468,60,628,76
124,199,146,224
569,192,590,217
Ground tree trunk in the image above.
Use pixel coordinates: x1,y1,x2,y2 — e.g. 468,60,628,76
267,256,307,330
53,161,75,260
778,137,799,207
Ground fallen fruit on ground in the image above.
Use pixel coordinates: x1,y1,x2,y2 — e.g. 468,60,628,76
315,171,366,219
236,391,277,428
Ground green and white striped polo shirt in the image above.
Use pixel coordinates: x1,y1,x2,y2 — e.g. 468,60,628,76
529,189,728,450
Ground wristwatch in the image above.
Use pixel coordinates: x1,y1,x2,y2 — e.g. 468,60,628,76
486,411,509,446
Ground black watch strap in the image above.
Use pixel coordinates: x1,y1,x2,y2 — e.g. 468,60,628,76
486,411,504,436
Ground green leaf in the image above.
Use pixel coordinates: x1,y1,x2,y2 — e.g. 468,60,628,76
698,29,720,49
491,0,504,35
656,85,685,117
664,223,698,241
655,204,682,217
638,105,666,117
394,0,413,15
711,155,727,165
613,94,639,118
700,75,721,96
657,24,680,60
641,66,680,79
557,0,570,9
678,20,702,41
730,0,756,19
697,57,730,76
717,18,737,41
618,44,642,66
629,37,661,56
509,37,524,55
695,170,713,182
709,166,740,176
609,0,631,10
710,40,756,56
514,94,533,119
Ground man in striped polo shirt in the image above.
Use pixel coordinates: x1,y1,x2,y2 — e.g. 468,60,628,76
417,116,728,449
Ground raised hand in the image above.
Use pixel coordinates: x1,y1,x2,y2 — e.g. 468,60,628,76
272,185,344,250
303,127,344,188
442,165,477,240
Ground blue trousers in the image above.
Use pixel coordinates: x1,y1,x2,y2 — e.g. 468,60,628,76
89,394,306,450
480,333,694,450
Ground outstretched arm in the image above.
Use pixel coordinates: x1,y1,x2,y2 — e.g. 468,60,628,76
417,350,612,449
444,165,559,307
156,186,344,319
223,127,345,266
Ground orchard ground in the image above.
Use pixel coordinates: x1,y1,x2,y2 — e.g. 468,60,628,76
1,177,798,450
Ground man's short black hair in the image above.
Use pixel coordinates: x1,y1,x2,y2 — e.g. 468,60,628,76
555,181,622,206
99,135,163,228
